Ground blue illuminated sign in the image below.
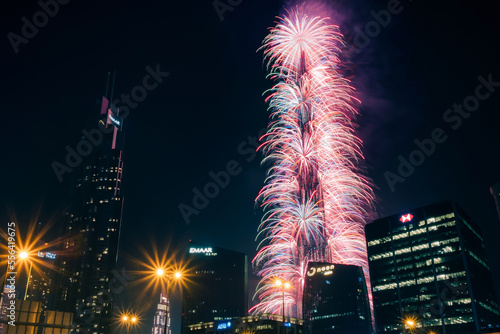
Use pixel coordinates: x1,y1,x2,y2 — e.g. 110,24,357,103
284,322,291,327
217,321,232,330
38,251,56,259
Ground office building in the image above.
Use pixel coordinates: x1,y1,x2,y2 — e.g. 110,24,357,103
302,262,371,334
182,244,247,333
366,201,500,334
152,292,169,334
186,313,303,334
55,94,126,334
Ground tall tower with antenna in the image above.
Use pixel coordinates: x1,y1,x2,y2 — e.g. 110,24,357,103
251,5,374,323
54,73,126,334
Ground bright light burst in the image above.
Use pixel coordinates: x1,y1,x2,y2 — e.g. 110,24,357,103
0,215,65,284
116,307,142,332
129,240,193,295
251,4,374,320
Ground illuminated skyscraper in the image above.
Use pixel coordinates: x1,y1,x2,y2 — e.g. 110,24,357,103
181,243,247,333
366,201,500,334
152,292,169,334
54,93,126,334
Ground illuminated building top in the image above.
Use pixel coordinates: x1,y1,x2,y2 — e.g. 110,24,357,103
303,262,371,334
182,243,247,331
366,201,500,334
189,247,217,256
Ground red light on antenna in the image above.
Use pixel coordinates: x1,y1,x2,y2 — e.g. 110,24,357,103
400,214,413,223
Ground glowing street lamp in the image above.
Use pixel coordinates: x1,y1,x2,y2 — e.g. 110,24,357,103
131,244,191,334
118,311,140,334
275,278,291,334
18,250,33,301
156,268,183,334
404,316,417,334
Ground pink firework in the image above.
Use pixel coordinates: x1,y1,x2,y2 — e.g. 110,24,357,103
251,4,374,321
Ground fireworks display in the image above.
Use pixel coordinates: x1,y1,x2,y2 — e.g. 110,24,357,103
251,4,374,319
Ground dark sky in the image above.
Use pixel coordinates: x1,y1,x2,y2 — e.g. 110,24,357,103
2,0,500,332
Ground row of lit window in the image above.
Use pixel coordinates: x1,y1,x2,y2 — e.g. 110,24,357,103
97,186,115,190
370,242,453,261
443,316,473,324
430,240,456,251
312,312,354,320
442,298,471,307
369,214,455,247
374,271,465,291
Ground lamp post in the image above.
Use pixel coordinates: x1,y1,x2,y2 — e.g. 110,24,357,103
275,279,291,334
404,317,417,334
156,268,182,334
19,251,33,301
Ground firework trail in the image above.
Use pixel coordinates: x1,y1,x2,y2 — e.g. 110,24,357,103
251,4,374,320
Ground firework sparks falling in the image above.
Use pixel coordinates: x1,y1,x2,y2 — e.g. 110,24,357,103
251,4,374,320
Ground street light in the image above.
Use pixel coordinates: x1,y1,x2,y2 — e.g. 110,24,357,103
156,268,183,334
404,316,417,334
118,311,140,334
18,250,33,301
131,244,191,334
275,279,291,334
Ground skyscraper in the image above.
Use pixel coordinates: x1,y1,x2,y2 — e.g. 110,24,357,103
302,262,371,334
365,201,500,334
252,6,373,319
55,94,125,334
152,292,169,334
182,243,247,333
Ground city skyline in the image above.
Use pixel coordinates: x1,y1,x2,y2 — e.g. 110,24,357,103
2,0,500,332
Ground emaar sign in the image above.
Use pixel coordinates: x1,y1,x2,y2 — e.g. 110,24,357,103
189,247,213,254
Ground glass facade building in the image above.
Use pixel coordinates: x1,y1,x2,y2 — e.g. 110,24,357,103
182,244,247,333
54,96,125,334
302,262,371,334
366,201,500,334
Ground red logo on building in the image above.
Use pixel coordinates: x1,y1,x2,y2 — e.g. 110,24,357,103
400,214,413,223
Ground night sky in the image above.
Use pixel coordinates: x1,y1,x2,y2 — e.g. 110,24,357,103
2,0,500,332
